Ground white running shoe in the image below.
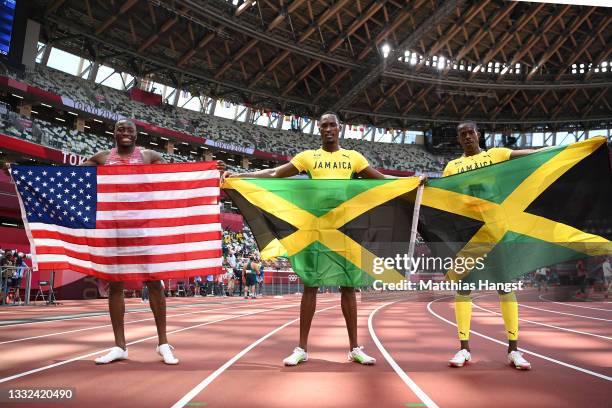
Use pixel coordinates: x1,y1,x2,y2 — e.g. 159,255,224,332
156,343,179,365
348,346,376,365
508,351,531,370
95,346,128,364
283,347,308,366
448,349,471,367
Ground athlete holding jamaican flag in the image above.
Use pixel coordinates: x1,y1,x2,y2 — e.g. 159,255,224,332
444,121,535,370
223,112,392,366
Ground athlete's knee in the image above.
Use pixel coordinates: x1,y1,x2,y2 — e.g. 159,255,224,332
146,280,164,294
108,282,125,295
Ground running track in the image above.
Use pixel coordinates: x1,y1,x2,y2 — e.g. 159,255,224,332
0,288,609,408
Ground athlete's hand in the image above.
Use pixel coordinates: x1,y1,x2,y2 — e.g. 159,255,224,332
2,163,12,178
216,160,226,171
419,175,428,186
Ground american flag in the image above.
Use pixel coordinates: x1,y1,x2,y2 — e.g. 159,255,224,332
11,162,222,281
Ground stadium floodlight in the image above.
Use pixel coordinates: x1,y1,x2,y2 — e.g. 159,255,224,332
381,44,391,58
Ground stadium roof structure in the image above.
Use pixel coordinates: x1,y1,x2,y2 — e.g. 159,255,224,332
34,0,612,131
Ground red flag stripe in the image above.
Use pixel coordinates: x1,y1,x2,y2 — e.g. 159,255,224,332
97,162,218,175
97,178,218,193
36,246,222,265
95,214,220,229
31,230,221,247
36,262,222,281
97,196,219,211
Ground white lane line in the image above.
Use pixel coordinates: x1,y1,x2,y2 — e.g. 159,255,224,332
472,302,612,341
0,299,292,346
368,302,439,408
171,305,339,408
427,297,612,382
518,303,612,322
0,299,282,328
0,299,320,384
539,295,612,312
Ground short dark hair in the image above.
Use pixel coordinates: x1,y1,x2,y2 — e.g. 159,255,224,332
319,111,340,124
115,119,137,130
457,121,478,132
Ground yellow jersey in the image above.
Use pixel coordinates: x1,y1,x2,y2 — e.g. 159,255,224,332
290,147,369,179
443,147,512,177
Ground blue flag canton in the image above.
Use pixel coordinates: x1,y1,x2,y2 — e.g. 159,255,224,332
12,165,97,228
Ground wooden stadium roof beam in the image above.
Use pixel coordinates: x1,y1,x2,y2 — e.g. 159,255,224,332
177,31,217,66
47,0,67,14
580,88,608,118
519,90,549,120
372,80,407,112
554,15,612,81
550,88,579,119
489,90,520,120
266,0,309,32
326,0,387,53
401,84,436,116
331,0,465,112
526,7,596,81
440,2,517,76
214,38,259,80
414,1,489,72
469,2,546,80
494,4,572,82
137,15,180,53
95,0,140,36
296,0,351,44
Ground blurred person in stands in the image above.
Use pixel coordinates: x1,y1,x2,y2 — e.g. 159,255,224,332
258,261,265,297
224,112,389,366
603,256,612,299
443,121,534,370
226,251,237,296
243,256,259,299
205,274,215,296
534,266,550,292
575,259,587,298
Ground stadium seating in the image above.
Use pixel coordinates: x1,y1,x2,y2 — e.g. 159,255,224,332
19,65,447,173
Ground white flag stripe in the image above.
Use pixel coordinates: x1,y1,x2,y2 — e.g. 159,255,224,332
28,222,222,238
97,187,220,203
96,205,219,220
34,239,221,257
37,254,223,274
97,170,219,184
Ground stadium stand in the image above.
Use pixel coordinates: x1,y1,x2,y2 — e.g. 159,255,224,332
18,65,447,173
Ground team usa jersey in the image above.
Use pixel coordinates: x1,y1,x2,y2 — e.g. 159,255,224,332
104,147,145,165
442,147,512,177
290,148,369,179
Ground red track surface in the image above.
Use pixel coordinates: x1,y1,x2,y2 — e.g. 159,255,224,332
0,289,610,408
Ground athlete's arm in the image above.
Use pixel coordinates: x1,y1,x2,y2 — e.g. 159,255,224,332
357,166,387,179
509,149,536,159
223,162,300,179
145,150,166,164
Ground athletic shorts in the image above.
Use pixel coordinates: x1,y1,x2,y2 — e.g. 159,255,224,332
246,273,257,286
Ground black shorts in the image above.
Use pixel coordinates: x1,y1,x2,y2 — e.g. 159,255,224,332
246,273,257,286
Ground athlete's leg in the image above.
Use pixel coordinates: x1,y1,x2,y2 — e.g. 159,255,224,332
340,286,358,349
147,280,168,346
299,286,318,350
108,281,127,349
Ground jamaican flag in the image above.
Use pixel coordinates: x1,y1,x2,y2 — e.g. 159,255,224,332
223,178,421,287
419,137,612,283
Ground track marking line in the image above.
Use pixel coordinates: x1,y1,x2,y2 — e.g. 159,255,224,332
539,295,612,312
517,303,612,322
0,299,293,346
171,305,340,408
368,302,439,408
472,302,611,341
0,298,283,328
0,299,328,384
427,297,612,382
